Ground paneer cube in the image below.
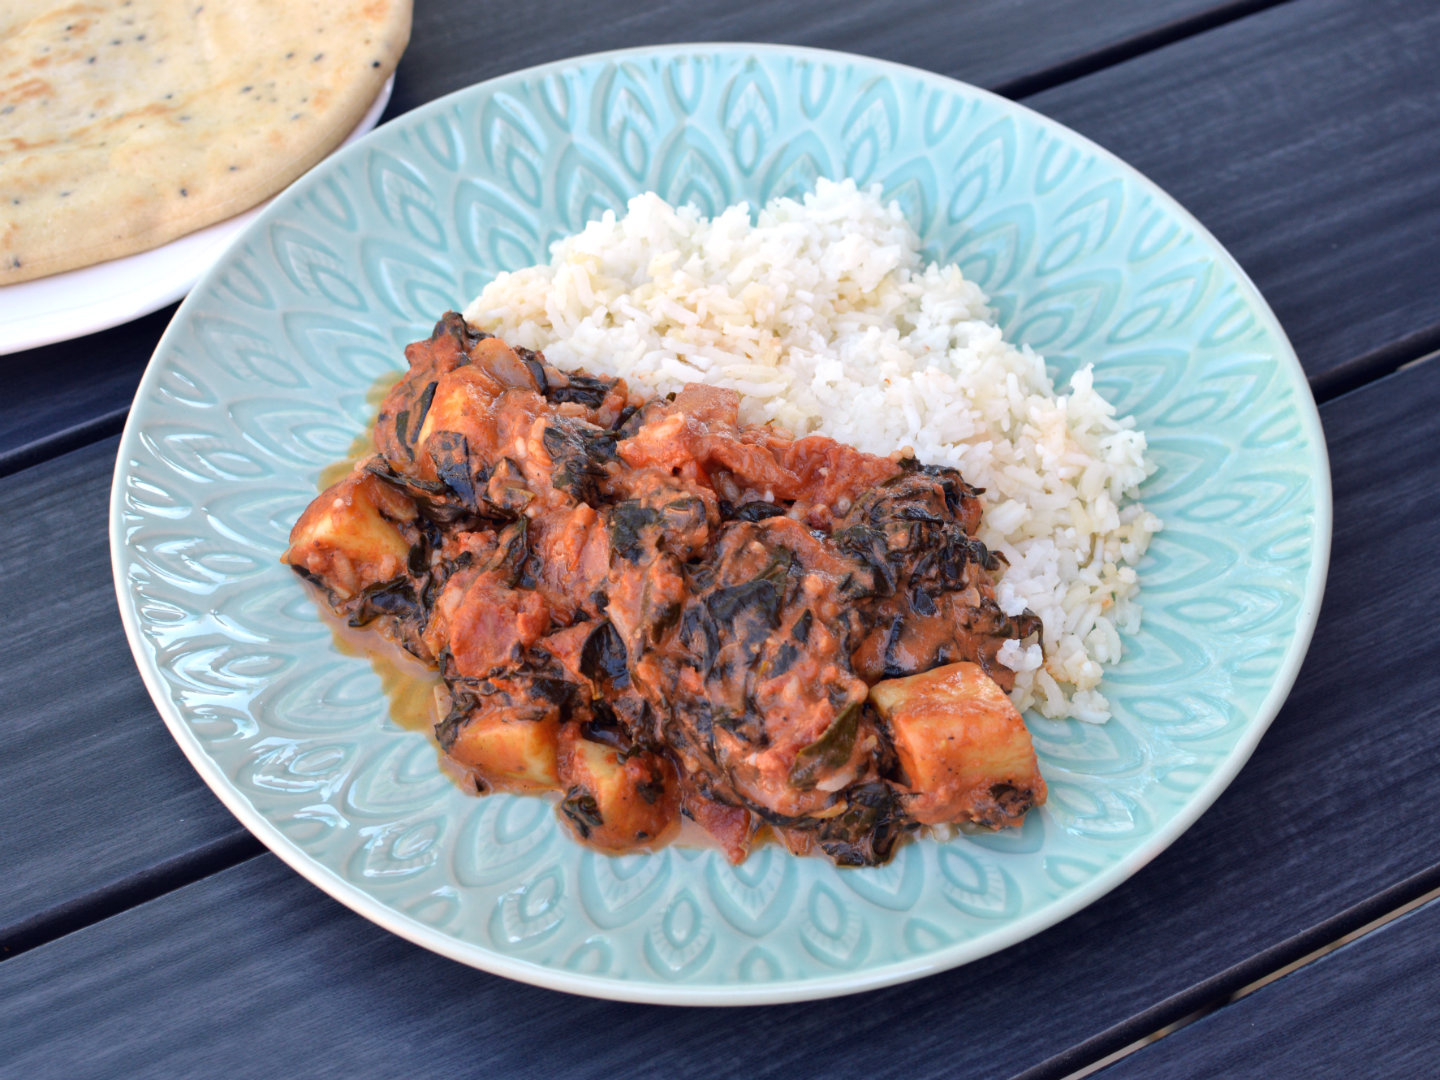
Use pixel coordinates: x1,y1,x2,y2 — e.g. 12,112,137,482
447,711,561,789
283,471,414,599
869,661,1045,828
556,726,678,851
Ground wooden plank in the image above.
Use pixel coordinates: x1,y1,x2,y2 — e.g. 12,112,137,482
0,0,1301,466
1029,0,1440,393
0,439,255,946
388,0,1274,111
0,305,174,479
1097,897,1440,1079
2,349,1438,1076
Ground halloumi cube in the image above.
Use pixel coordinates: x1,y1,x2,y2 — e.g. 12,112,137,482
869,661,1045,828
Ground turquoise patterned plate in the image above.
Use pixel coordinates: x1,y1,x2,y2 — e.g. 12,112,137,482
110,44,1330,1004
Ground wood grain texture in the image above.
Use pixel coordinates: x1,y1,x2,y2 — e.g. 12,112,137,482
387,0,1265,111
2,352,1437,1079
0,439,251,943
1098,898,1440,1079
1030,0,1440,390
0,305,174,478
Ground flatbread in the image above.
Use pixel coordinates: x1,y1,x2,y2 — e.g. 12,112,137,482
0,1,411,284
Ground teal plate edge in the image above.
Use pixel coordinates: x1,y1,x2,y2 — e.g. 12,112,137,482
109,43,1331,1005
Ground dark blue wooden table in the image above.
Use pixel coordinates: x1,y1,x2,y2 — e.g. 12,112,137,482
4,1,1439,1076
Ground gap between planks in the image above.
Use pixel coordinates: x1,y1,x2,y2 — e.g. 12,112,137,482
991,0,1296,98
1014,864,1440,1080
0,406,129,482
1059,886,1440,1078
0,833,265,963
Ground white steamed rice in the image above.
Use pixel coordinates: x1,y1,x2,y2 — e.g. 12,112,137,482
463,178,1161,723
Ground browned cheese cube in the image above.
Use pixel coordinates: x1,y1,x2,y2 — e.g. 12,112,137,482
448,711,561,790
283,471,413,599
557,726,679,852
869,661,1046,828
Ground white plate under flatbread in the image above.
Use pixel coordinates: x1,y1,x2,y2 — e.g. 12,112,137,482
0,0,412,285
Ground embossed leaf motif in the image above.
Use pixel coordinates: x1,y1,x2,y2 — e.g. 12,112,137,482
759,131,832,205
1045,780,1151,839
1011,271,1122,352
645,890,715,979
738,946,784,983
414,113,464,173
1035,179,1125,276
1201,289,1262,346
351,817,446,881
453,795,556,887
361,239,458,324
798,59,834,120
838,841,924,911
401,887,463,931
841,77,899,183
1121,693,1240,741
707,845,795,936
120,469,193,523
195,314,308,390
602,63,660,180
224,402,353,469
1128,204,1183,264
1028,714,1147,776
491,866,566,946
1108,260,1214,344
579,849,671,930
722,61,778,175
1034,136,1083,197
947,117,1018,225
948,204,1037,295
881,156,940,238
1089,347,1188,419
482,94,547,208
215,257,275,311
141,535,267,587
1140,436,1233,504
1161,357,1278,427
240,738,354,798
923,90,965,147
114,48,1323,997
303,174,360,232
800,883,870,969
153,355,222,410
539,70,573,131
269,224,366,310
367,149,447,252
138,426,269,484
343,741,455,818
1136,525,1240,594
1105,620,1209,685
939,845,1019,919
564,936,614,975
555,144,629,232
282,310,396,388
454,179,543,275
246,675,374,739
658,128,732,218
904,917,954,954
666,55,705,115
